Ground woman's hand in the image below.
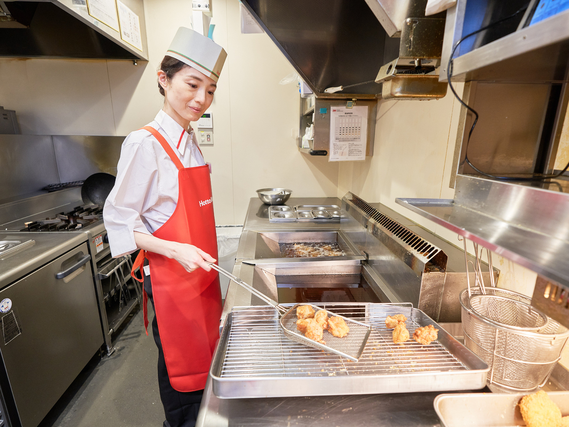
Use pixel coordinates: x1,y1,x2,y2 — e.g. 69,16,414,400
170,242,216,273
133,231,216,273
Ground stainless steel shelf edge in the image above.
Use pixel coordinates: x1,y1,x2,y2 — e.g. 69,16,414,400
395,176,569,287
440,4,569,82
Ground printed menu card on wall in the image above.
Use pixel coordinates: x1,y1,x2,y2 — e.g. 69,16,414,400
86,0,119,31
329,106,368,162
118,1,143,51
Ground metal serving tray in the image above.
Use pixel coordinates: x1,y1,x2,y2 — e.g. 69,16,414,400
268,205,342,222
210,303,489,398
434,392,569,427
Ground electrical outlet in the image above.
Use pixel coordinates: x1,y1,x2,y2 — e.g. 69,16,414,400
198,130,213,145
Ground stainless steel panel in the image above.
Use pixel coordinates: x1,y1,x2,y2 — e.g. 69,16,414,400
365,0,441,36
396,175,569,288
0,231,88,288
0,135,59,203
241,0,396,96
53,135,124,182
457,82,550,175
0,242,103,427
440,1,569,82
434,392,569,426
210,304,489,398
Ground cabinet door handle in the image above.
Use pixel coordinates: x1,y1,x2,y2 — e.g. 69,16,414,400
55,254,91,279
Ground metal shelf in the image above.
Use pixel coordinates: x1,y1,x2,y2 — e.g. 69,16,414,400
440,6,569,83
396,175,569,288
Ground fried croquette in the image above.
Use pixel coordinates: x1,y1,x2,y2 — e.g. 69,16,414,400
385,314,407,329
296,305,315,319
392,322,409,344
519,391,563,427
562,416,569,427
314,309,329,329
327,316,349,338
413,324,439,345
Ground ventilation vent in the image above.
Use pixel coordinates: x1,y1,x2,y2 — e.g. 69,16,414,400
349,194,442,262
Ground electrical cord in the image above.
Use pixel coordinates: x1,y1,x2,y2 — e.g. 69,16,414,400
446,6,569,183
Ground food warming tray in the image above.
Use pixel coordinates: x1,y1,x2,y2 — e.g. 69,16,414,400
269,205,342,222
210,303,489,399
434,392,569,427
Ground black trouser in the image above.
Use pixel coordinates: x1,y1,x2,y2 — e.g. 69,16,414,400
144,273,203,427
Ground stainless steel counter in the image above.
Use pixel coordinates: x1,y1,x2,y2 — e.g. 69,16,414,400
198,197,568,427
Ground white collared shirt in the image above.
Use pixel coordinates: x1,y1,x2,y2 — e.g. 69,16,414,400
103,110,205,257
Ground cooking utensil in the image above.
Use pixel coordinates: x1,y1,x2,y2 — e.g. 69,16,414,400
460,238,569,391
81,173,116,206
209,304,490,398
256,188,292,205
209,263,371,361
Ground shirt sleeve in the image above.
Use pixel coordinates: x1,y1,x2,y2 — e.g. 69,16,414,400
103,131,157,258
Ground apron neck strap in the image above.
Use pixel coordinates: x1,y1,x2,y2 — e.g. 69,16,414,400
141,125,185,171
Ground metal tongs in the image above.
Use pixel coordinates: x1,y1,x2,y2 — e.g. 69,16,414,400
209,263,288,315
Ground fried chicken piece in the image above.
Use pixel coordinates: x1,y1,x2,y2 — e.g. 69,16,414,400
413,324,439,345
392,322,409,344
296,318,324,343
314,309,329,329
327,316,349,338
385,314,407,329
519,391,563,427
296,305,315,319
296,319,310,334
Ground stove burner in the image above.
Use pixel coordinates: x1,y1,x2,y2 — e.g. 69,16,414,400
20,206,103,232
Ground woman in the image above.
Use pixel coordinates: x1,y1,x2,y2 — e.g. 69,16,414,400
103,27,227,427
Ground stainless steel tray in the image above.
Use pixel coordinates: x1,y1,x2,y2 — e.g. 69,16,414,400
434,391,569,427
268,205,342,222
210,303,489,399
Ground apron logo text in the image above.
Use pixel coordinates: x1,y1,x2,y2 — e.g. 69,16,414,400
199,198,213,207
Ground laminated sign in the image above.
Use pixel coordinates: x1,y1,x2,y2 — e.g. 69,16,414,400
329,106,368,161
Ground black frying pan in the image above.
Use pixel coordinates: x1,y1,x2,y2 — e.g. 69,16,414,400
81,173,116,206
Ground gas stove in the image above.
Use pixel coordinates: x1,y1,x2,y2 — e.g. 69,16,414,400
18,205,103,232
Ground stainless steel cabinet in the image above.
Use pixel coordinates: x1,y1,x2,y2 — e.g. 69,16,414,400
0,242,103,427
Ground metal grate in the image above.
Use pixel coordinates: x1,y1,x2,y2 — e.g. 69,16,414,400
219,306,467,379
348,194,442,261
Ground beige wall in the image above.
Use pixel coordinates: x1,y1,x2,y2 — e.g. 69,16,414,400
0,0,339,225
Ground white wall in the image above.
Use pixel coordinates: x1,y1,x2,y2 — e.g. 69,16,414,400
0,0,339,225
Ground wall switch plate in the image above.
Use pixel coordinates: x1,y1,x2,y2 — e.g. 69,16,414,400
198,130,213,145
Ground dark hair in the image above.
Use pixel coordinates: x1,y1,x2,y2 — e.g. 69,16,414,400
158,56,188,96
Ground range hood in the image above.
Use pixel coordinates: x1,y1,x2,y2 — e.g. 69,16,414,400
0,0,148,60
241,0,447,99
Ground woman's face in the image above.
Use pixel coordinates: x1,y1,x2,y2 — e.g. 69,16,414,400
158,66,217,128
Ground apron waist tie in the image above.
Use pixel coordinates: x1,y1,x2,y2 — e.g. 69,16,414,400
132,250,149,335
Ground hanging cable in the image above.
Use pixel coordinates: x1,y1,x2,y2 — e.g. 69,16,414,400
446,6,569,183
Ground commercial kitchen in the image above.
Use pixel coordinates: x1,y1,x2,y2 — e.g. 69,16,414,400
1,0,569,426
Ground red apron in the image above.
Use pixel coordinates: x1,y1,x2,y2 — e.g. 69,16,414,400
131,125,222,392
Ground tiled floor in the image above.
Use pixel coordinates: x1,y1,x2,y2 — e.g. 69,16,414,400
38,305,165,427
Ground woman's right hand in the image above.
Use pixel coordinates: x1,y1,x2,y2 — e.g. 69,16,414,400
133,231,216,273
171,242,216,273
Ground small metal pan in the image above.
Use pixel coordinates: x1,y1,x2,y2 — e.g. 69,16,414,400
210,264,371,361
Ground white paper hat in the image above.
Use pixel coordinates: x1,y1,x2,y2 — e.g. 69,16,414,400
166,27,227,83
